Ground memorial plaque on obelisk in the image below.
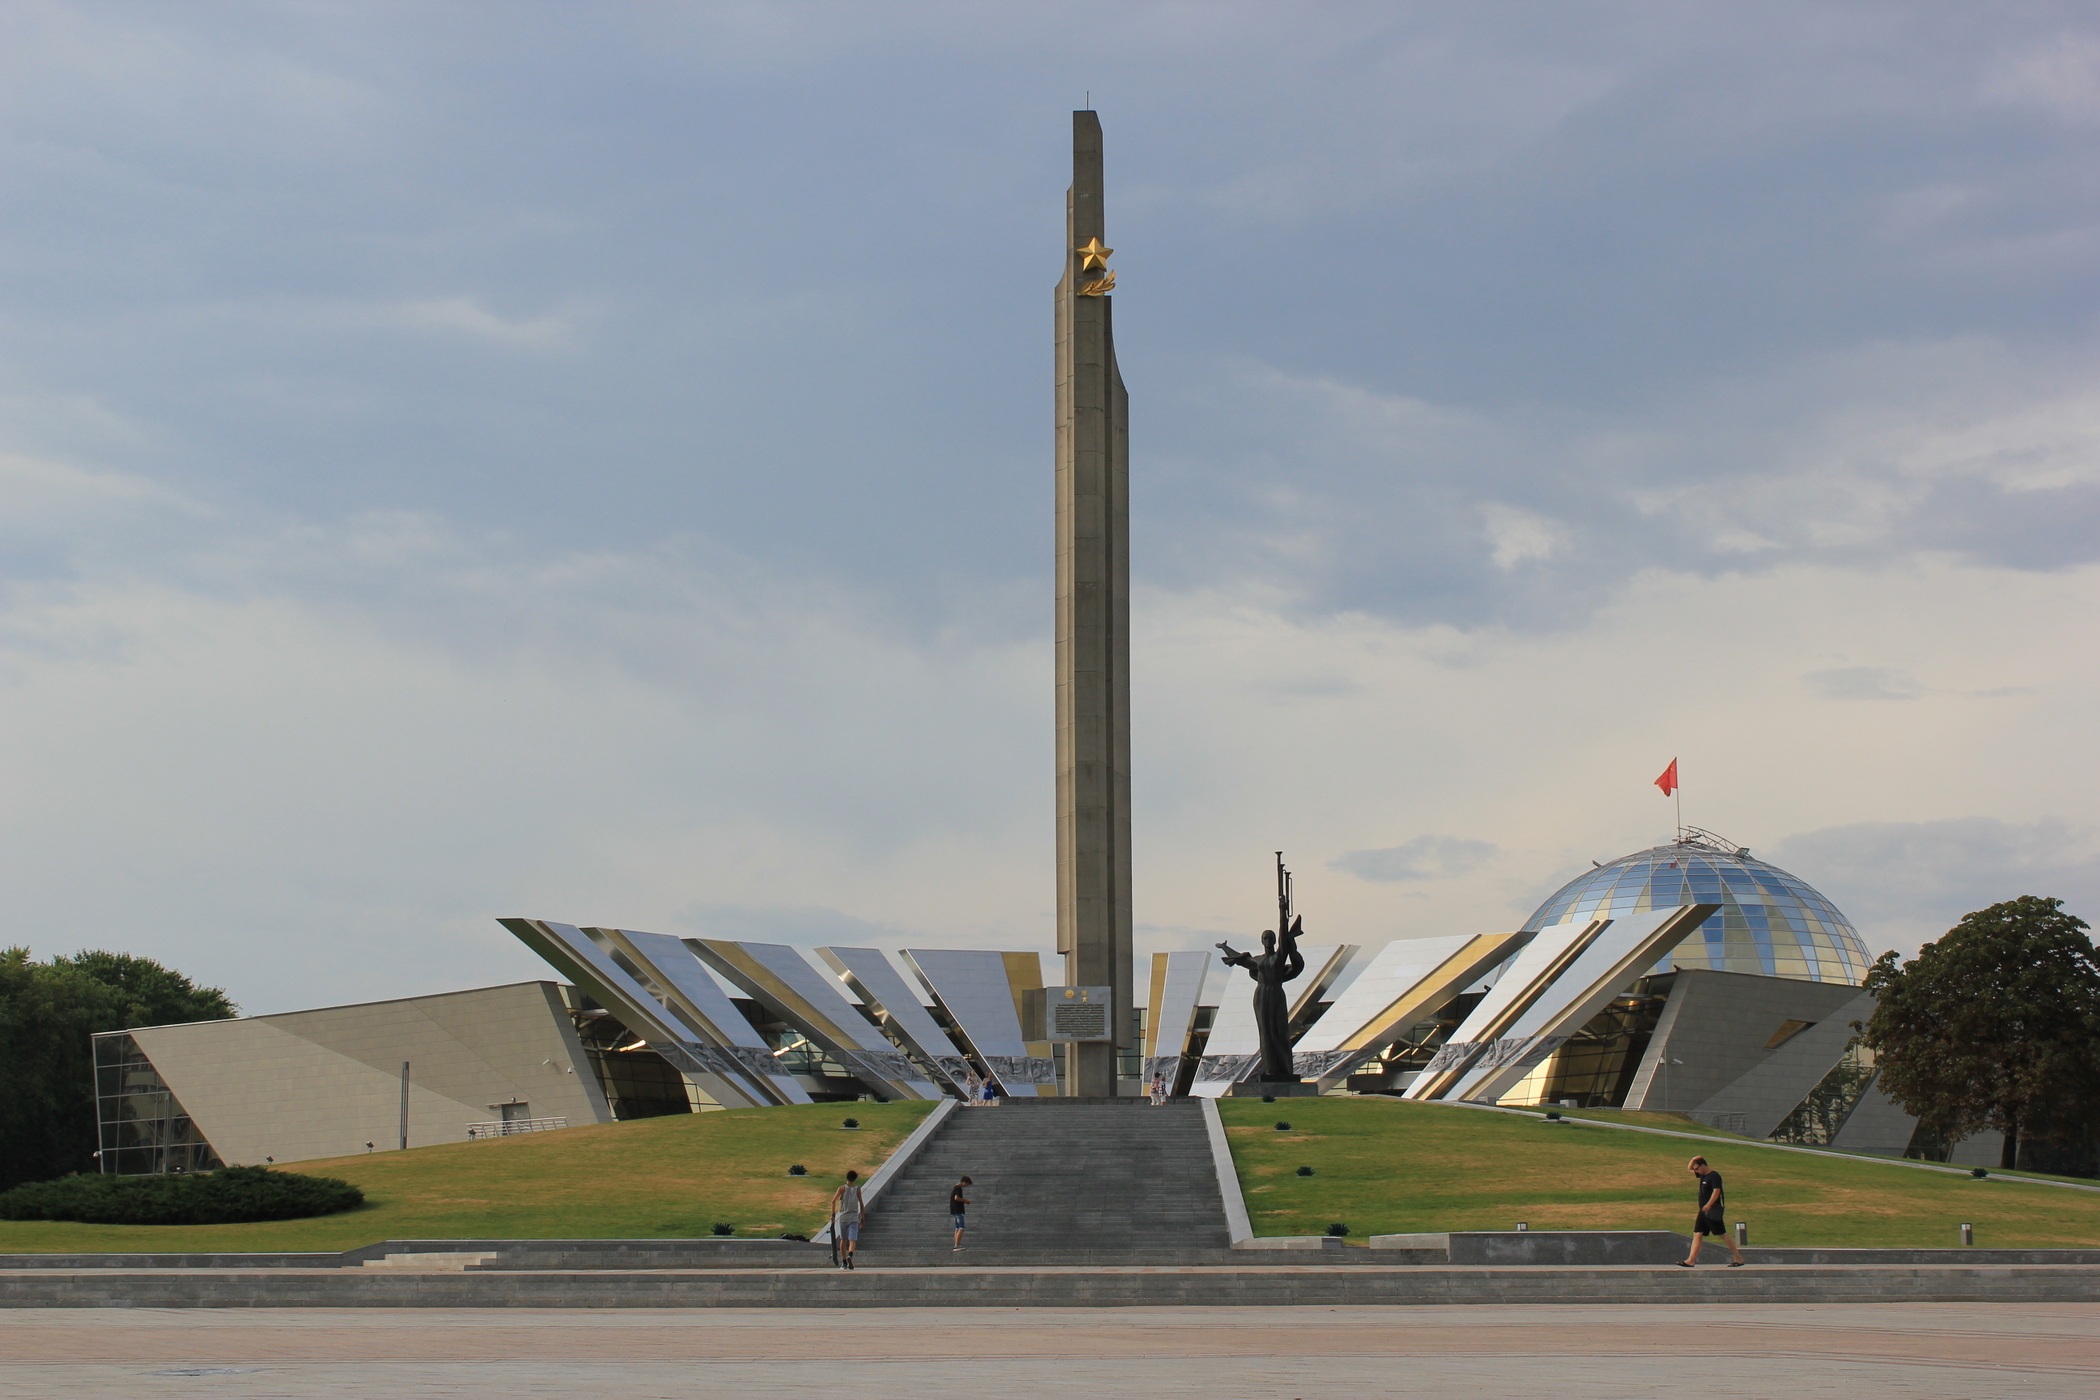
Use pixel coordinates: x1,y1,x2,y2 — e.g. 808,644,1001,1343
1054,109,1133,1098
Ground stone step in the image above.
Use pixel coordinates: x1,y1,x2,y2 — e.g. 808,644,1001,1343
359,1252,501,1272
852,1093,1228,1255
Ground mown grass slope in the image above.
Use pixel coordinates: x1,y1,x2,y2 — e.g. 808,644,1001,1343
1220,1096,2100,1248
0,1101,931,1254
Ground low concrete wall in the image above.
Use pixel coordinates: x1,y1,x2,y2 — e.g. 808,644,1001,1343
1360,1231,1687,1264
1450,1231,1691,1265
15,1236,2098,1273
0,1254,339,1270
4,1265,2099,1309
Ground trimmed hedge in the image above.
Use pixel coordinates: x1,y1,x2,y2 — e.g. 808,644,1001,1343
0,1164,363,1225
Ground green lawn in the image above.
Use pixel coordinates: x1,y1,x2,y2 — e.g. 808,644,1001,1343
0,1101,932,1254
1219,1096,2100,1249
9,1095,2093,1255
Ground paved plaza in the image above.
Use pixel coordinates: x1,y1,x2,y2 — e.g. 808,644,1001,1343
2,1302,2095,1399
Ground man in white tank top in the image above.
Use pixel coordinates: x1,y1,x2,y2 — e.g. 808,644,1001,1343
830,1170,868,1270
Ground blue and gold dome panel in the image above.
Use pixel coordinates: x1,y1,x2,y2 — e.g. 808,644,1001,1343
1522,833,1869,984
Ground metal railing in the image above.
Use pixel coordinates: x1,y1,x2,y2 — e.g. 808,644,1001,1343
466,1116,568,1139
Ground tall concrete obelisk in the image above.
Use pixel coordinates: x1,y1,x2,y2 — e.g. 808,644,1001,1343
1054,110,1132,1097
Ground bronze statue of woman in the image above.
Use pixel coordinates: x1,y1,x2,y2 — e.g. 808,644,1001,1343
1217,855,1307,1083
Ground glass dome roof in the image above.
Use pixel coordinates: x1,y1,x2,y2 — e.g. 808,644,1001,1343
1522,829,1870,984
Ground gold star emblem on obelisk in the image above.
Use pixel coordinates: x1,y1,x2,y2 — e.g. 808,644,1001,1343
1075,237,1112,271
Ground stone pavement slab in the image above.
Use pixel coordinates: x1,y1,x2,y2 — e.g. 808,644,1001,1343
1,1302,2096,1399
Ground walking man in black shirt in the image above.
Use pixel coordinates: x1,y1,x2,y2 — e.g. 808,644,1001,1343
1678,1155,1746,1267
950,1175,972,1252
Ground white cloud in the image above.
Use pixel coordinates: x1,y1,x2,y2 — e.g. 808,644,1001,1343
1773,818,2100,959
362,297,581,349
1804,666,1922,701
1480,504,1569,570
1985,32,2100,123
1333,836,1499,883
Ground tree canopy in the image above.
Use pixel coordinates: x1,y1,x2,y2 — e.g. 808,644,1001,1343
0,949,235,1191
1860,896,2100,1171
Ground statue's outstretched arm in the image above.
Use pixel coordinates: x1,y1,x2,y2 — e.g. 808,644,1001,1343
1215,940,1254,971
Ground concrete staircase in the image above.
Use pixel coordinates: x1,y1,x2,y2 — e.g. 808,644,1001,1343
852,1097,1229,1260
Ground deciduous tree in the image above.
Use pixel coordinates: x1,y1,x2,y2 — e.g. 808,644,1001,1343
0,950,234,1190
1860,896,2100,1170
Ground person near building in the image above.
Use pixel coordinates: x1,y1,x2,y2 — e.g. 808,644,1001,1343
1149,1070,1167,1105
1678,1155,1746,1267
949,1175,972,1251
830,1169,868,1270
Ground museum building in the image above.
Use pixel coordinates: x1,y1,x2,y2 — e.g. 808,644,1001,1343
94,829,2008,1176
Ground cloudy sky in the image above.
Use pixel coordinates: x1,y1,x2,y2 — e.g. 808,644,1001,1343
3,1,2096,1013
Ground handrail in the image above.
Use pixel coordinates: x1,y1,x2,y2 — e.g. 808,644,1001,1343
465,1117,568,1139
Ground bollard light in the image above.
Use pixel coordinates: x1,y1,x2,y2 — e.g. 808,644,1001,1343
1733,1222,1747,1248
1515,1222,1529,1232
1961,1223,1974,1246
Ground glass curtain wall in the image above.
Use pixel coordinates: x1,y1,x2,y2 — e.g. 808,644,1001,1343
92,1033,224,1175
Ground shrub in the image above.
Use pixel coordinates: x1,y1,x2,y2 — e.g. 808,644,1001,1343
1261,1095,1276,1104
1274,1121,1291,1132
0,1165,360,1226
1296,1165,1314,1176
1326,1222,1350,1237
1972,1167,1989,1179
778,1233,809,1242
842,1118,860,1129
711,1222,735,1236
787,1164,808,1176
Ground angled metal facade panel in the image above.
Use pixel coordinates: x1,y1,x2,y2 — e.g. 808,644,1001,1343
1447,904,1717,1104
686,938,941,1101
595,928,812,1105
1829,1082,1921,1157
497,918,770,1108
1692,986,1878,1139
817,946,970,1092
1142,950,1210,1083
1289,944,1360,1022
1289,931,1529,1089
1404,921,1605,1100
902,948,1055,1095
1622,968,1868,1112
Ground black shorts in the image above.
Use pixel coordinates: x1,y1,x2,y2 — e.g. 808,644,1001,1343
1694,1214,1728,1236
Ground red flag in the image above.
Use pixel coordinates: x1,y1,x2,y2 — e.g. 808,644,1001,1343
1655,759,1678,796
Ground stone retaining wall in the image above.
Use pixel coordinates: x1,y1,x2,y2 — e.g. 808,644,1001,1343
3,1264,2097,1309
